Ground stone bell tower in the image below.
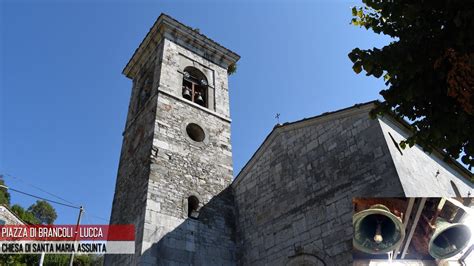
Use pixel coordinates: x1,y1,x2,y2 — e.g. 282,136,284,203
106,14,240,265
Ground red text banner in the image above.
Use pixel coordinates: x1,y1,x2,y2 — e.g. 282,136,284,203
0,225,134,241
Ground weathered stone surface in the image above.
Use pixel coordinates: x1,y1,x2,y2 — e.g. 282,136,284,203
106,14,238,266
232,106,405,266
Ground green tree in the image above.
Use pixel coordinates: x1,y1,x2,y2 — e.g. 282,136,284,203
349,0,474,169
0,176,11,206
11,204,40,224
27,200,58,225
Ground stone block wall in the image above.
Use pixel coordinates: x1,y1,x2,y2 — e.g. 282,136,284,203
106,15,240,263
135,36,237,264
137,90,236,264
107,14,239,262
232,107,405,266
105,91,158,266
142,188,236,265
105,42,162,266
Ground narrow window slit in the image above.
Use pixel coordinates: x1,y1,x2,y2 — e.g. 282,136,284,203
188,196,200,219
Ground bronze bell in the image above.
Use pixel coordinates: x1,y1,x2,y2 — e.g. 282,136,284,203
183,71,190,79
182,86,192,100
428,218,471,259
353,204,405,254
195,93,205,106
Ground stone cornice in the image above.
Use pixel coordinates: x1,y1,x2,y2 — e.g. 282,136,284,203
123,14,240,80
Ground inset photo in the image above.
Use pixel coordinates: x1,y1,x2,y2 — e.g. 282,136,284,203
353,198,474,265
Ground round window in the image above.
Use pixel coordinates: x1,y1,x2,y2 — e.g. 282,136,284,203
186,123,205,142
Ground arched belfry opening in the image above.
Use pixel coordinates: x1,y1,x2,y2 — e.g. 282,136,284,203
182,66,208,108
188,195,200,219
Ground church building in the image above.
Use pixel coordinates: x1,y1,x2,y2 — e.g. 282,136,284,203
105,14,473,265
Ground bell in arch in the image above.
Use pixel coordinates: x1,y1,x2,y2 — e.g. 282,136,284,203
353,204,405,254
182,86,192,100
195,92,205,106
428,218,471,259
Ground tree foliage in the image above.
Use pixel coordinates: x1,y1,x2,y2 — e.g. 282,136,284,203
11,204,40,224
349,0,474,169
11,201,58,225
227,62,237,75
0,176,11,206
27,200,58,225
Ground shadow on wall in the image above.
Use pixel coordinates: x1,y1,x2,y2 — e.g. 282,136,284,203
141,187,237,265
140,186,337,266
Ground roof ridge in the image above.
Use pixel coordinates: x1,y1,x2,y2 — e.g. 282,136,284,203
274,100,379,130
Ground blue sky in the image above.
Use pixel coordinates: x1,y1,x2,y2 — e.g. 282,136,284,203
1,0,391,224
